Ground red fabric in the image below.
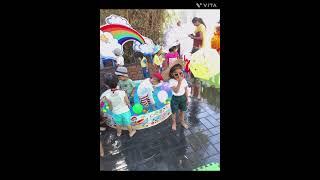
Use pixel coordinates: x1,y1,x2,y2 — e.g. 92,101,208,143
184,56,191,73
193,32,202,48
152,72,163,81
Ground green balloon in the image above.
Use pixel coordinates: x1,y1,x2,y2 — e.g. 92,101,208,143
133,103,143,114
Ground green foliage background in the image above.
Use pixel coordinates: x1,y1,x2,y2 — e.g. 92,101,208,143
100,9,178,64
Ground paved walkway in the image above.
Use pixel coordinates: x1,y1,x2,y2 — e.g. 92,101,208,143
100,95,220,171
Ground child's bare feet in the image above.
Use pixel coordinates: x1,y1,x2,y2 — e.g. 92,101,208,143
181,121,189,129
117,130,122,137
172,122,177,131
129,129,136,137
100,142,104,157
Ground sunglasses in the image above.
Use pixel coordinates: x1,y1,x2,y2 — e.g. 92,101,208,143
173,72,183,77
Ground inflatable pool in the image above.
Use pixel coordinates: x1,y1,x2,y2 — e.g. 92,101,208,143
101,80,173,130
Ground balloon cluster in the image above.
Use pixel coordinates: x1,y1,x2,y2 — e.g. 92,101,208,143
100,100,109,113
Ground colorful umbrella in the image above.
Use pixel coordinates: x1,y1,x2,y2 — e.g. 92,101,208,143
200,72,220,89
190,48,220,83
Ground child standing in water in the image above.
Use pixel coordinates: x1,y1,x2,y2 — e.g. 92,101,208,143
115,66,136,105
136,73,163,112
150,72,163,88
100,73,136,137
169,64,189,131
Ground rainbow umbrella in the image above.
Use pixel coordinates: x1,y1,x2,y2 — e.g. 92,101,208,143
190,48,220,86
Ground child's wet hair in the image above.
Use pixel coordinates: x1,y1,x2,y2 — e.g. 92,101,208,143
104,73,119,89
169,64,183,79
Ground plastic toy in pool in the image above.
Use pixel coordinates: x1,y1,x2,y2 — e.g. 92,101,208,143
100,99,110,113
102,80,173,130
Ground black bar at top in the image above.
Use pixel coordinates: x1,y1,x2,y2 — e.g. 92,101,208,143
100,0,221,9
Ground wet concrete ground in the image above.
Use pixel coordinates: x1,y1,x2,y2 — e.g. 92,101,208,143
100,86,220,171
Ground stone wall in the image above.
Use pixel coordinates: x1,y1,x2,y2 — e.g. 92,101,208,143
100,61,161,94
100,63,151,93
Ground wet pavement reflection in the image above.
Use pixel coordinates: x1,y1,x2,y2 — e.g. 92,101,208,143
100,86,220,171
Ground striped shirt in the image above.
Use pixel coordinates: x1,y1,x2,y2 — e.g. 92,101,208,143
140,94,151,106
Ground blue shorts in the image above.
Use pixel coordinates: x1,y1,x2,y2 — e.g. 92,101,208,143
112,111,132,126
142,67,150,78
129,96,135,106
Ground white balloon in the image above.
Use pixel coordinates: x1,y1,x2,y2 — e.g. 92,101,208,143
157,90,168,103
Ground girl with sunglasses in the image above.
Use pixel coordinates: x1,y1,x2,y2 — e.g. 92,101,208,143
168,64,189,131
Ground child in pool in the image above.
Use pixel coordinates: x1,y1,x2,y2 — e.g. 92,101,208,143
169,64,189,131
137,79,156,112
100,73,136,137
150,72,163,88
115,66,136,105
137,73,163,112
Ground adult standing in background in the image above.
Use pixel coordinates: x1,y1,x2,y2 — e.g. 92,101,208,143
189,17,207,53
188,17,208,100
